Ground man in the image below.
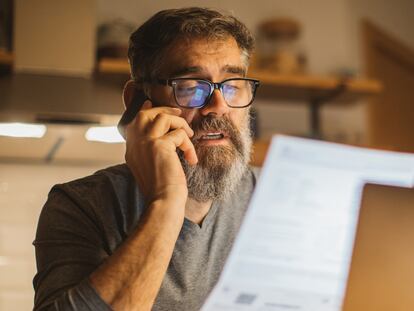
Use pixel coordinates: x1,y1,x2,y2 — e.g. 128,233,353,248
33,7,260,311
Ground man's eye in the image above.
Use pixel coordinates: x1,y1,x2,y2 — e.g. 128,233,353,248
225,85,239,90
223,85,239,94
176,86,197,95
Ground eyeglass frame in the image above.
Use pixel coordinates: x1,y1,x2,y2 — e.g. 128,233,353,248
151,77,260,109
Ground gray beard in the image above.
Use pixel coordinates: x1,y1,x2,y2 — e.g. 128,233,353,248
179,114,252,203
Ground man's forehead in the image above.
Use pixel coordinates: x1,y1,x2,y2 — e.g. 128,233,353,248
168,65,246,78
160,37,246,77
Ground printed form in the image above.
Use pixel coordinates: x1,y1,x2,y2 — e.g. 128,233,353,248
202,136,414,311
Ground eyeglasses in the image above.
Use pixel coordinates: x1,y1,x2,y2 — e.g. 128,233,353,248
155,78,260,109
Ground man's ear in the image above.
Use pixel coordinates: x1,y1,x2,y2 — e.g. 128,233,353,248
122,80,138,110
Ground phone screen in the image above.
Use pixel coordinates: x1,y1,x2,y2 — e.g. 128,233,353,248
117,90,149,140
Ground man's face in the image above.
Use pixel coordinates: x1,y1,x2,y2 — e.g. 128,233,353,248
148,37,252,202
149,36,250,135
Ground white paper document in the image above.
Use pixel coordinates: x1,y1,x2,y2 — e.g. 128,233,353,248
202,135,414,311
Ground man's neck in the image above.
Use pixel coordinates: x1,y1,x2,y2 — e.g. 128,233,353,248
185,198,213,226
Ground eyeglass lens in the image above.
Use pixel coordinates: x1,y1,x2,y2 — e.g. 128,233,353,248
173,79,255,108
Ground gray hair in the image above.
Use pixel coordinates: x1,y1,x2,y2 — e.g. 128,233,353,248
128,7,255,81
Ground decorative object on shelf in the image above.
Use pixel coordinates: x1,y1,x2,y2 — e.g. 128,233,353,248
97,19,136,60
255,17,306,74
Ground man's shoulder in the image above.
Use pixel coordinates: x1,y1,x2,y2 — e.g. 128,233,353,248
47,163,137,215
36,164,140,262
42,163,142,236
55,163,132,195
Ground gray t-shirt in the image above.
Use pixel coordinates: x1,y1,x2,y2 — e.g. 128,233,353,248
33,164,257,310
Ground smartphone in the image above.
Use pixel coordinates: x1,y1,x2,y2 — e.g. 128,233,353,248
117,90,149,140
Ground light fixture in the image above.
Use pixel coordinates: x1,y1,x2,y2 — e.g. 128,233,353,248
0,123,47,138
0,256,9,266
85,126,124,143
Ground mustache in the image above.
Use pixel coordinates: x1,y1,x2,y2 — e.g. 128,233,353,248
191,115,239,140
189,115,245,157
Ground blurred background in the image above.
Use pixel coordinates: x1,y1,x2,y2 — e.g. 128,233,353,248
0,0,413,309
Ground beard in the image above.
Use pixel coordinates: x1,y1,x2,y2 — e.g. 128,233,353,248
179,112,252,203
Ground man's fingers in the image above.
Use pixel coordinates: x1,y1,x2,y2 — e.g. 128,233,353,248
140,102,182,116
133,103,183,133
149,114,194,138
163,129,198,165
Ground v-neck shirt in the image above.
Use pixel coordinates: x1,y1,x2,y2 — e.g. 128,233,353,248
33,164,258,311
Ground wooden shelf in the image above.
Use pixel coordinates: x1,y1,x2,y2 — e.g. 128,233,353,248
96,58,382,102
249,69,382,103
0,50,13,65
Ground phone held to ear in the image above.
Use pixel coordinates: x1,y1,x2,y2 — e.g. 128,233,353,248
117,90,149,140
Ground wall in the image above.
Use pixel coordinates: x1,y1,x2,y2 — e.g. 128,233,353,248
340,0,414,145
347,0,414,72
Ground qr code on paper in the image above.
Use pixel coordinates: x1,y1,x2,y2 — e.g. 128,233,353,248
235,293,257,305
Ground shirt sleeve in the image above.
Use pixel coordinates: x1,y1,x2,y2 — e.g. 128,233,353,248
33,186,113,311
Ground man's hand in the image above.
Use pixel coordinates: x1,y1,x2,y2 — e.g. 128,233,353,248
88,101,199,310
125,101,198,208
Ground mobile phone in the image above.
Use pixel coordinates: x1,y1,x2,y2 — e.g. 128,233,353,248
117,90,149,140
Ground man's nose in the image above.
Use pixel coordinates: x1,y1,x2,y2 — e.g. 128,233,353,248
200,89,230,116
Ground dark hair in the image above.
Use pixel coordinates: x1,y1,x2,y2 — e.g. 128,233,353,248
128,7,255,81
